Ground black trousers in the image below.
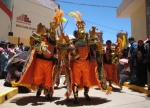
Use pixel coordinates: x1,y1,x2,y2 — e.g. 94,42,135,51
137,63,147,85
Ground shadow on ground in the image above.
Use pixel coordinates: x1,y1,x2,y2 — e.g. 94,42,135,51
55,97,111,107
95,87,125,93
10,96,60,106
54,86,66,90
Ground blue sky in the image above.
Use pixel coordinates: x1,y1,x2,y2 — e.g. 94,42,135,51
54,0,131,43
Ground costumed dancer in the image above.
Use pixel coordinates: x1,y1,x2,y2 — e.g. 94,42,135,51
103,38,123,89
52,8,68,87
88,26,109,91
67,11,110,104
12,23,57,100
55,32,73,97
11,7,66,99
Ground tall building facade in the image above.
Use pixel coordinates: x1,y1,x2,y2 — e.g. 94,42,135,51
117,0,147,41
0,0,60,45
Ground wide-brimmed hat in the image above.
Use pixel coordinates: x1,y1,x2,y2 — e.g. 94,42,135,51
11,58,20,64
119,58,128,65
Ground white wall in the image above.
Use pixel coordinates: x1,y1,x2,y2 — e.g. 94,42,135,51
0,8,11,41
12,0,57,38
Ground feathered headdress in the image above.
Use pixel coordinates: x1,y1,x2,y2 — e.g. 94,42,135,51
52,8,67,28
68,11,85,30
68,11,82,22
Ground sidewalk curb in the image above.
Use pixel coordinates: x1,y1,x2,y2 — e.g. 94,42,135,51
0,88,18,104
123,82,150,95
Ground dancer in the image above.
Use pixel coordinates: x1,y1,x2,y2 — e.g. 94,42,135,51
67,11,109,104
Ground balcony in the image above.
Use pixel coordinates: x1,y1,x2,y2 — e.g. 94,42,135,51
117,0,145,18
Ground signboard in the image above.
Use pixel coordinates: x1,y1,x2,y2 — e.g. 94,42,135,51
146,0,150,37
16,14,36,32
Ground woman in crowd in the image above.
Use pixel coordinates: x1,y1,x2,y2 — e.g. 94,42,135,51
8,43,16,59
0,46,9,79
136,39,147,87
4,58,30,93
119,59,131,85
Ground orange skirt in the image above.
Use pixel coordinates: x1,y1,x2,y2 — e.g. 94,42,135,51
71,60,100,89
34,58,54,87
104,63,119,84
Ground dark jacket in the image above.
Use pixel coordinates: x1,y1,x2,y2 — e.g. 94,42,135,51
136,45,146,63
145,40,150,63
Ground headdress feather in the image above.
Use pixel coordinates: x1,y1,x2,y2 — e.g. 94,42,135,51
68,12,81,22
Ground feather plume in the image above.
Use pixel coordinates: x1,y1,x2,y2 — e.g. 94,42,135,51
53,9,67,25
68,12,81,22
122,35,126,48
75,11,82,19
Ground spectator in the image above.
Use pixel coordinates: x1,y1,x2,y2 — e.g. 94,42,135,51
118,49,129,74
0,47,9,79
4,58,30,93
128,37,138,84
136,39,147,87
4,58,22,87
145,37,150,90
8,43,16,59
119,59,131,85
15,42,24,54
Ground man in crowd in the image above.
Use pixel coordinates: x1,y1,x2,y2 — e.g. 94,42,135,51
128,37,138,84
145,37,150,90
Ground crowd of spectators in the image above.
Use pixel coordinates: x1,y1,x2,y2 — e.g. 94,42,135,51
119,37,150,90
0,39,30,93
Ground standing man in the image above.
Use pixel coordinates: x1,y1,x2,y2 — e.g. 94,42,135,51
128,37,138,84
145,37,150,90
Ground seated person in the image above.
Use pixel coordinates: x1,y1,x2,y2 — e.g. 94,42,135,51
119,59,131,85
4,58,30,93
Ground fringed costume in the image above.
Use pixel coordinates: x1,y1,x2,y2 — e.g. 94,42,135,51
67,11,110,104
103,38,123,89
11,8,67,100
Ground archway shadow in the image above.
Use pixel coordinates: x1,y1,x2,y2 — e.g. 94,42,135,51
10,96,60,106
55,97,111,107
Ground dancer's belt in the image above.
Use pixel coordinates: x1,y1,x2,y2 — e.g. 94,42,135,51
36,54,53,61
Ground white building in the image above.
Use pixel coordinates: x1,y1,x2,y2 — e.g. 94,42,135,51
0,0,61,45
116,0,147,41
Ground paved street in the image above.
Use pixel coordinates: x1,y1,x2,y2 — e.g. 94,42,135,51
0,76,150,108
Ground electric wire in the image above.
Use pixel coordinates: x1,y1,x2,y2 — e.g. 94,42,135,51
55,0,118,8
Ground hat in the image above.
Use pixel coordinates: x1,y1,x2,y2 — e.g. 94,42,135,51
138,39,143,43
0,47,5,54
11,58,20,64
119,58,128,65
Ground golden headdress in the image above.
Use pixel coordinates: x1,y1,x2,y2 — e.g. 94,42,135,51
36,23,46,35
68,11,86,39
52,8,67,29
68,11,85,30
